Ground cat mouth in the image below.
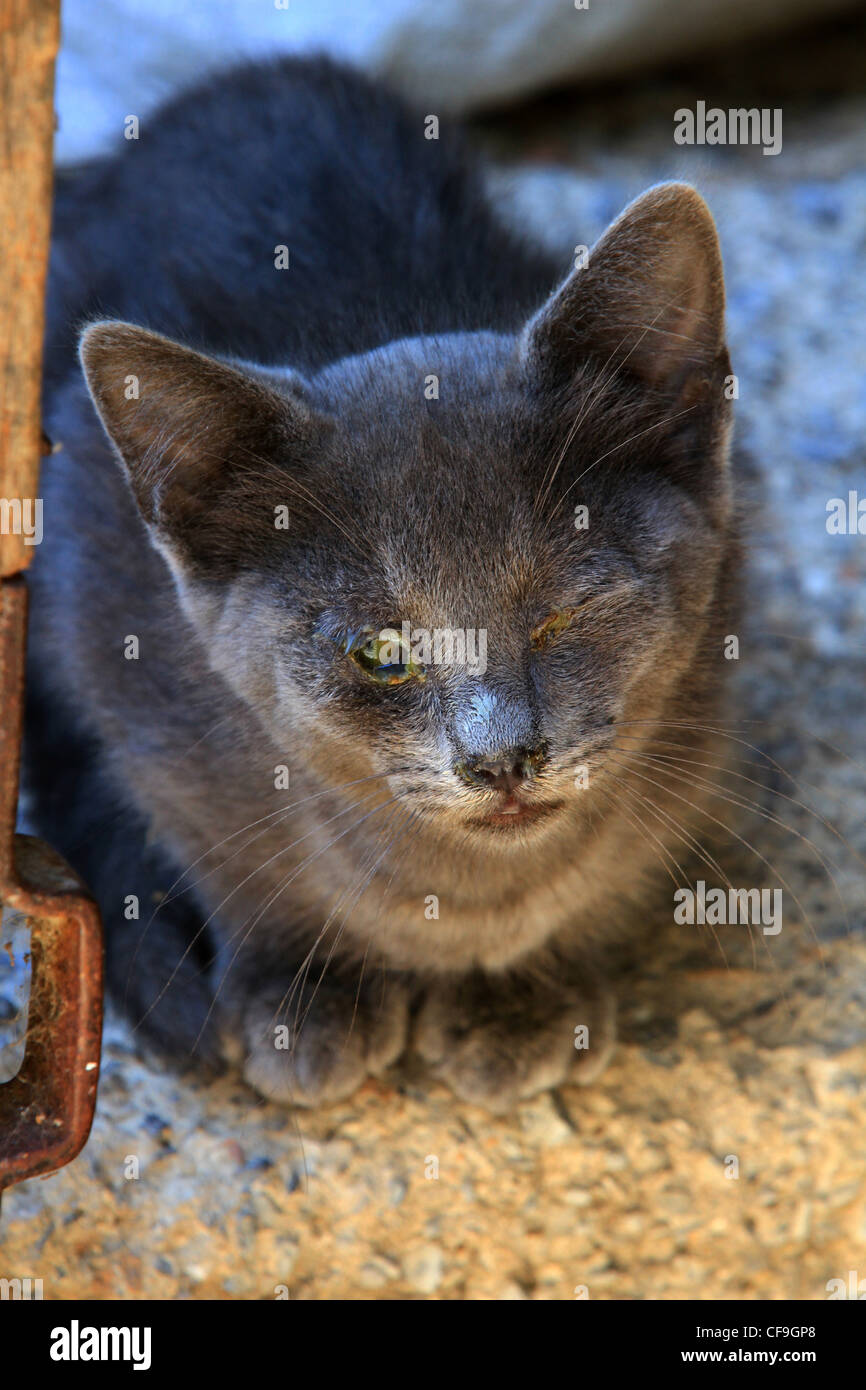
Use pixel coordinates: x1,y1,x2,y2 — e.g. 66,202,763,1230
467,796,565,831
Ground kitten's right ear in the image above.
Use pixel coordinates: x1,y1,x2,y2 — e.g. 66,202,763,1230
79,320,328,573
521,182,728,400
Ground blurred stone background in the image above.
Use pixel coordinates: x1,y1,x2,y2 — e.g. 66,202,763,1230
2,10,865,1299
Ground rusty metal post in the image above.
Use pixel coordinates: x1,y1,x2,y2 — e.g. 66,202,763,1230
0,0,103,1200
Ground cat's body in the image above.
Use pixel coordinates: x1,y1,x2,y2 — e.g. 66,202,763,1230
27,57,738,1108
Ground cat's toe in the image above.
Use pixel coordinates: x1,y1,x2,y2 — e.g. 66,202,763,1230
236,976,410,1107
414,972,616,1112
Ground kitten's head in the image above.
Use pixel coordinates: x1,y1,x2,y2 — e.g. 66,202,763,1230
81,183,734,846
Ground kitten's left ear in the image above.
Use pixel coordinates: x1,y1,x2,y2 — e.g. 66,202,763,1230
80,320,329,576
522,182,728,398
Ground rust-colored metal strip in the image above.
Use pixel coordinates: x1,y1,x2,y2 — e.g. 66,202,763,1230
0,0,104,1202
0,0,61,578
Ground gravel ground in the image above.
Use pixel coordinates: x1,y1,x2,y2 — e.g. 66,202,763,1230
2,16,864,1300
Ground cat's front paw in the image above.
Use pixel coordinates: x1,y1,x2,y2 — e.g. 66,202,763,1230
413,967,615,1112
229,972,410,1107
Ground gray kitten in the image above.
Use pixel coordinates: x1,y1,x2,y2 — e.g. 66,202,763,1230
27,58,737,1110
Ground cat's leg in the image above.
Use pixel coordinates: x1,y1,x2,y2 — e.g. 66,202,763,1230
21,697,225,1069
106,892,225,1071
221,960,410,1106
413,956,615,1111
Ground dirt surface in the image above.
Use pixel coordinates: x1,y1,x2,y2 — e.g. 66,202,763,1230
2,16,865,1300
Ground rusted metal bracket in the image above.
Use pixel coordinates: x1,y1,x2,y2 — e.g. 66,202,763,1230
0,581,103,1200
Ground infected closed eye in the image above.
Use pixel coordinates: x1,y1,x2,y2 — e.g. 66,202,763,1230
530,605,586,651
347,626,426,686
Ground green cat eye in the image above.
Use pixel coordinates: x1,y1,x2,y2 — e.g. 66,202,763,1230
530,607,582,650
347,627,426,686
